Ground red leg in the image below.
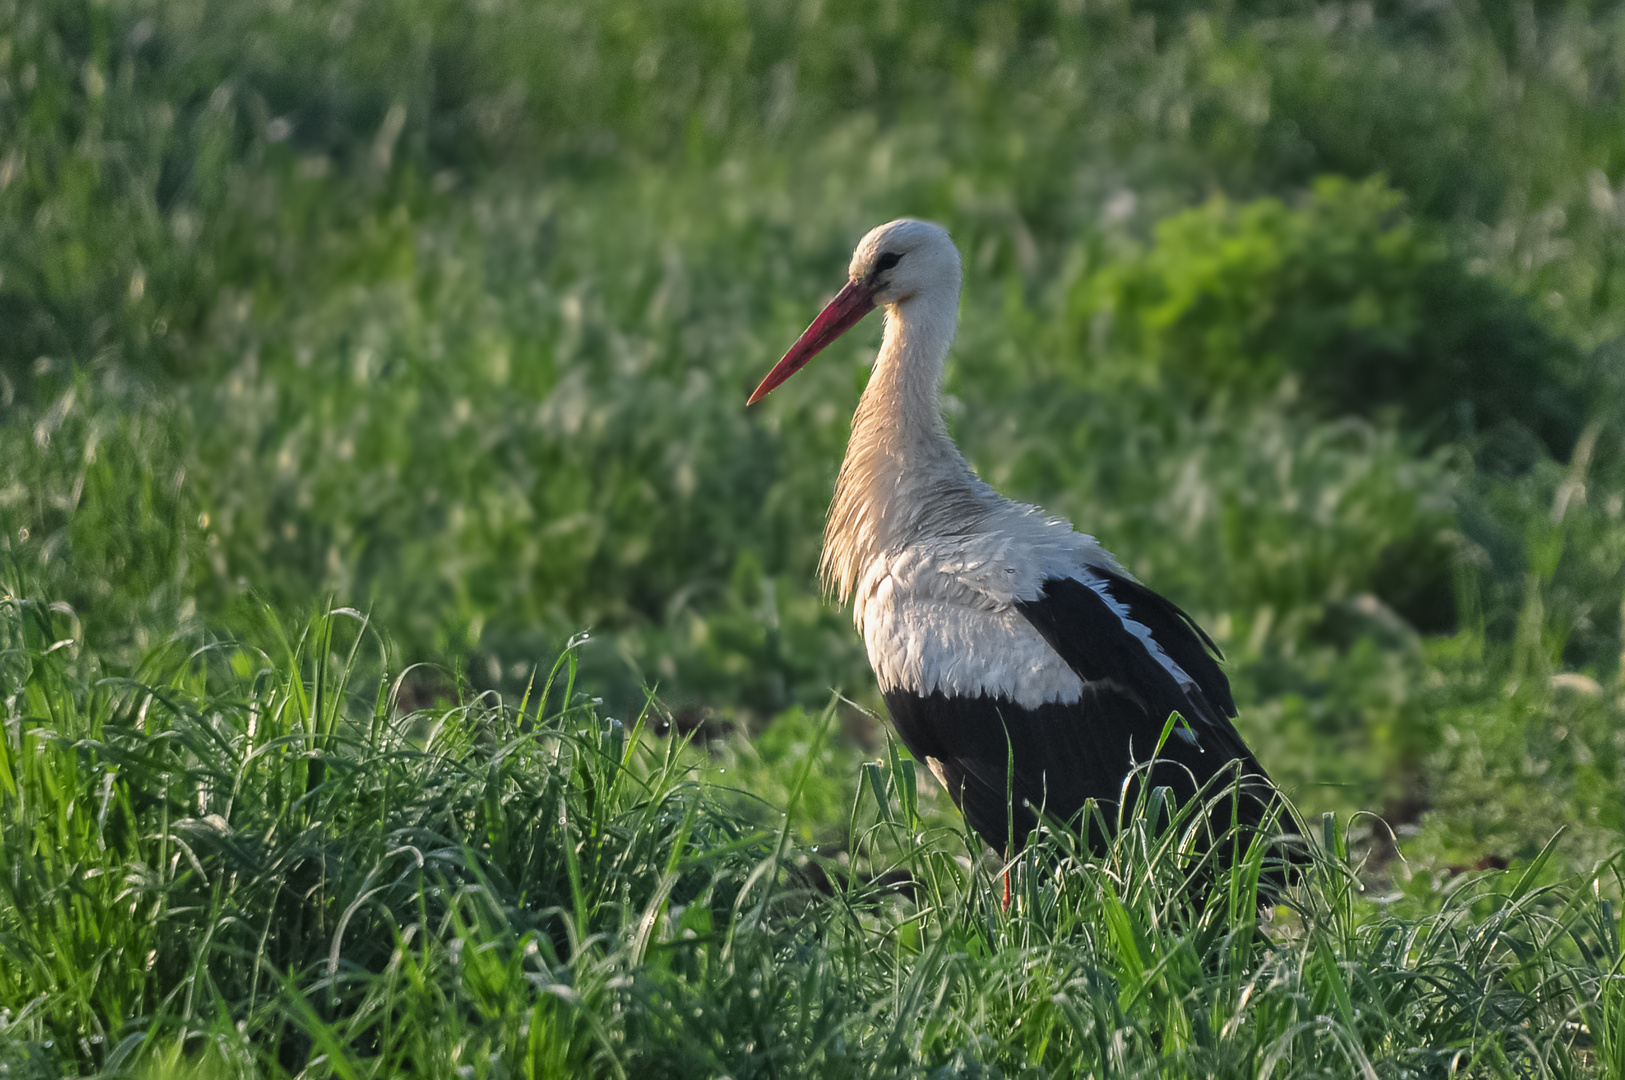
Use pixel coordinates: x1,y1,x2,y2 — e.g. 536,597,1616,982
1003,865,1011,911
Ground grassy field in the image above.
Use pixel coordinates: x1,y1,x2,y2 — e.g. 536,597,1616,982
4,600,1625,1076
5,0,1625,1073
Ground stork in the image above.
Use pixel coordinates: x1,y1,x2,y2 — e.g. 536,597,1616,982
749,219,1298,893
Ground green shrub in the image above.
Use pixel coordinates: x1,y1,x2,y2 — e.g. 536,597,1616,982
1073,176,1588,455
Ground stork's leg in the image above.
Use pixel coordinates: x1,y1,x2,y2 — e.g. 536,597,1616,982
1002,847,1012,911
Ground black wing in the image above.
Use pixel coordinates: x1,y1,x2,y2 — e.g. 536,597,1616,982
885,683,1205,854
1014,571,1298,851
1016,571,1245,740
882,570,1296,865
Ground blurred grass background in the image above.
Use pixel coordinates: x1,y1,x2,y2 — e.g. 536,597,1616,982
5,0,1625,867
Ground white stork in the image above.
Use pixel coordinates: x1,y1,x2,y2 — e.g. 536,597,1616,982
749,219,1297,881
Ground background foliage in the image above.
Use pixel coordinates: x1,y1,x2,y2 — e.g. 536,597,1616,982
5,0,1625,1072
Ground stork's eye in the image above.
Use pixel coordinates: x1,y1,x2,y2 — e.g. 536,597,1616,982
874,251,902,273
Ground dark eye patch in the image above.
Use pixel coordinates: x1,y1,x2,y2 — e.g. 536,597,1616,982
874,251,903,273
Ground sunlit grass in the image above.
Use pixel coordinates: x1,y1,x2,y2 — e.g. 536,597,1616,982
1,593,1621,1077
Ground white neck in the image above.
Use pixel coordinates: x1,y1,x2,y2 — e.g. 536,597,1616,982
820,290,989,604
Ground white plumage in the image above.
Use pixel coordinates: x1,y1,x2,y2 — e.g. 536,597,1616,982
813,220,1198,710
748,218,1293,867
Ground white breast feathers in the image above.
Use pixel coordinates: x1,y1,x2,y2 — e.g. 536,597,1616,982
853,523,1115,709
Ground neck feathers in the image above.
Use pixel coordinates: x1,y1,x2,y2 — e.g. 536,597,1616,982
821,292,983,604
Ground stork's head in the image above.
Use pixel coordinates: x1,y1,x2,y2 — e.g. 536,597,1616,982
748,219,960,404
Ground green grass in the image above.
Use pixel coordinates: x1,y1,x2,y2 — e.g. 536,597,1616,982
7,0,1625,836
3,593,1623,1077
7,0,1625,1072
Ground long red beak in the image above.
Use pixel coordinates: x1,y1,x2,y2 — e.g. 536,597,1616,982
747,279,877,405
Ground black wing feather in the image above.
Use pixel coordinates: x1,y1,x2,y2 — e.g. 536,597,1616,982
880,572,1300,868
1088,568,1236,717
1015,575,1238,734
